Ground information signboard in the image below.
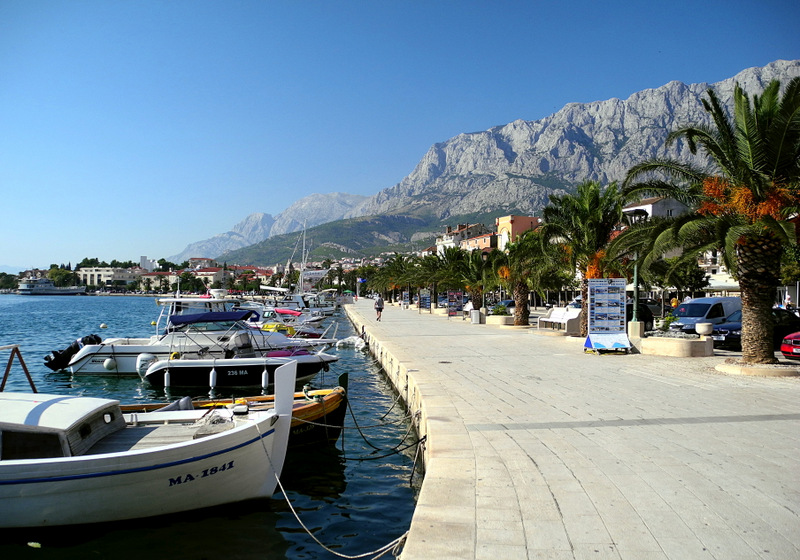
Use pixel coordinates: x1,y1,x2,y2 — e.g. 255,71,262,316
447,290,463,318
419,289,431,312
584,278,630,352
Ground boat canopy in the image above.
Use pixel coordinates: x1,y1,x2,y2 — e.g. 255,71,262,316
169,310,254,326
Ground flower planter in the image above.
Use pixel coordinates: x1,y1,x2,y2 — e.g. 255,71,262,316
640,336,714,357
485,315,514,326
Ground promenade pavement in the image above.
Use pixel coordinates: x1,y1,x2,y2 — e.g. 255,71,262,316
343,299,800,560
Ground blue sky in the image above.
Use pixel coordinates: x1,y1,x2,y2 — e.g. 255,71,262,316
1,0,798,272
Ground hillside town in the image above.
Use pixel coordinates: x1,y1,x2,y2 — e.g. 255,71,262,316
6,200,746,303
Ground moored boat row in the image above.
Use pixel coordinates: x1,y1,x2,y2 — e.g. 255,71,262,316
0,292,355,528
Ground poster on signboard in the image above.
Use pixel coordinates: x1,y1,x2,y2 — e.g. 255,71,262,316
584,278,630,352
447,290,463,318
419,289,431,312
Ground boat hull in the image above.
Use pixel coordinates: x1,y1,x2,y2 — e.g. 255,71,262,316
142,353,337,388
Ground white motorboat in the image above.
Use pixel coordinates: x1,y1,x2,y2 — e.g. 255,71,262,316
44,297,334,375
140,350,338,389
0,361,296,528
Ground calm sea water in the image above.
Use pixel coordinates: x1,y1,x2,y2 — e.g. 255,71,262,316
0,295,419,560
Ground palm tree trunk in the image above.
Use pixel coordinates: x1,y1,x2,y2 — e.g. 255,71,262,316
580,278,589,337
513,282,530,326
738,237,783,364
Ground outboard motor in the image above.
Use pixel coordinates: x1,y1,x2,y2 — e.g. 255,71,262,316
44,334,102,371
136,353,158,379
225,331,255,358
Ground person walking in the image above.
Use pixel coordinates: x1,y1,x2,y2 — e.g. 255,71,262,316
374,295,384,321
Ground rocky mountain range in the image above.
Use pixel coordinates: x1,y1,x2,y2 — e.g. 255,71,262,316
175,59,800,265
343,59,800,220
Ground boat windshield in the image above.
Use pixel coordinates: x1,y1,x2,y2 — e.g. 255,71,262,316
672,303,710,318
177,321,242,332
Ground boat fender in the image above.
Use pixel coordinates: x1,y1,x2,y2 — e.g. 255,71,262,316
103,358,117,371
262,368,269,389
164,370,171,387
209,367,217,388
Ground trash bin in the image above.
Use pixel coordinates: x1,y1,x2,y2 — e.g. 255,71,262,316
470,309,481,324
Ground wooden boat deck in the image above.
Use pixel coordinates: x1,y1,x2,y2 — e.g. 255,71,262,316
87,410,232,455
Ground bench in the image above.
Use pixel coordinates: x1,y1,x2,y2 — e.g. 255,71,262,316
537,306,582,335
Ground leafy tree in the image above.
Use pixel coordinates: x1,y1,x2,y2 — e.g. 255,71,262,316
0,273,18,290
47,266,78,287
622,78,800,363
109,259,136,269
157,258,178,272
781,244,800,286
76,257,109,268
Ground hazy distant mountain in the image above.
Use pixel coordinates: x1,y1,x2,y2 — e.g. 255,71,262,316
168,193,367,263
202,60,800,266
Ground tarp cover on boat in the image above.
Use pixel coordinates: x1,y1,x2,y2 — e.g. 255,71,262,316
275,308,303,316
169,310,253,325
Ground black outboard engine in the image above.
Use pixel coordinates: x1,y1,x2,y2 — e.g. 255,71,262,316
44,334,102,371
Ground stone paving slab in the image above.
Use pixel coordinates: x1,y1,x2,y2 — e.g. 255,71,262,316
343,300,800,560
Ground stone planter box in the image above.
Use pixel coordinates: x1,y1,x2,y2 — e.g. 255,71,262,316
485,315,514,326
640,335,714,357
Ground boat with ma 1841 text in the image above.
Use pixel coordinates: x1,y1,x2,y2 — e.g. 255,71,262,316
0,361,296,528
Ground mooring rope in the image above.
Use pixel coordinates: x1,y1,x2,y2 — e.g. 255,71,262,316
348,435,427,462
255,412,410,559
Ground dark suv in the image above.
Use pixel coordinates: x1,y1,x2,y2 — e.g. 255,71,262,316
626,303,655,331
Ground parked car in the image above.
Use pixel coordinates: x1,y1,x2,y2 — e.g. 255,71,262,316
625,303,654,331
488,299,515,315
669,297,742,333
638,298,663,317
781,330,800,360
713,308,800,351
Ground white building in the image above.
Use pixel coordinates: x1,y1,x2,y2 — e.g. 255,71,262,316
435,223,492,255
77,267,145,287
139,256,159,272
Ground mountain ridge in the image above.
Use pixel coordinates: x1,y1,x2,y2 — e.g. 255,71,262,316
195,59,800,266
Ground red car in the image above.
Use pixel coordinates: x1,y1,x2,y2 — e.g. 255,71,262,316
780,331,800,360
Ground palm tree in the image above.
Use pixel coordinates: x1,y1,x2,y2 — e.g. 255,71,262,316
461,249,497,310
623,78,800,363
371,253,414,302
436,247,469,292
540,180,629,336
493,230,565,325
